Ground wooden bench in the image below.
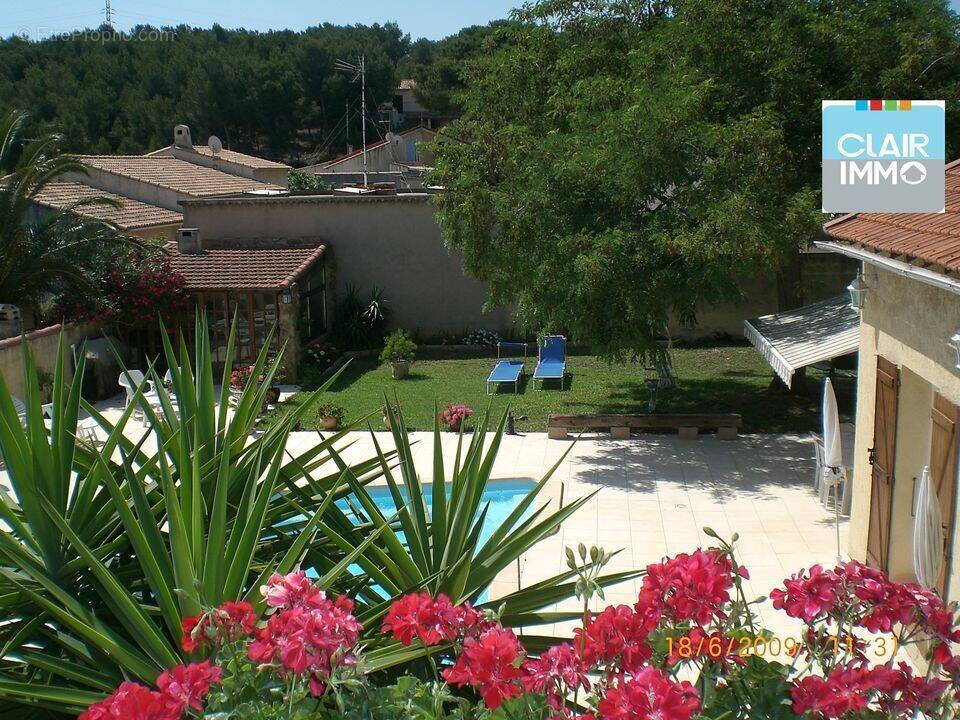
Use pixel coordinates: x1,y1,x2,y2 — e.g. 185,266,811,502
546,413,742,440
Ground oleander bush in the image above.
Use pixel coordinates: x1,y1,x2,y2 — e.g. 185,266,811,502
79,539,960,720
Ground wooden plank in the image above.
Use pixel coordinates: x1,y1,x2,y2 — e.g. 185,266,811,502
547,413,742,430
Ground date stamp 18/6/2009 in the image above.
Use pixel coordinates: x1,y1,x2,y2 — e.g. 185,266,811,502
666,633,899,661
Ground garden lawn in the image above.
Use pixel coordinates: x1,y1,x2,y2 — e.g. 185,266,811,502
281,344,853,433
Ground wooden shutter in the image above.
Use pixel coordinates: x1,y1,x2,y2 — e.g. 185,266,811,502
867,356,899,570
929,394,959,596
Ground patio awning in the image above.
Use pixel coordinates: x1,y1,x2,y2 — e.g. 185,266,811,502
743,295,859,388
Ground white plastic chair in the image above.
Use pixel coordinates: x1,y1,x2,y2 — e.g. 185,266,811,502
118,370,160,421
811,433,825,493
820,466,851,515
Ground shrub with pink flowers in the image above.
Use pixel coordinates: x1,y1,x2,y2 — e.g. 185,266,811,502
439,403,473,431
56,250,189,329
79,538,960,720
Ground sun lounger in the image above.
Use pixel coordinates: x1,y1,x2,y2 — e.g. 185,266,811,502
533,335,566,390
487,342,528,394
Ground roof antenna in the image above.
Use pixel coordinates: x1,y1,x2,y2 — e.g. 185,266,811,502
334,55,368,187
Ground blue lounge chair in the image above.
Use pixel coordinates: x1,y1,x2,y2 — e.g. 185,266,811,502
534,335,566,390
487,342,527,394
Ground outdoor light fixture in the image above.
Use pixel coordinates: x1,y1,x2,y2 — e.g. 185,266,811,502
847,272,869,311
280,292,293,304
950,330,960,371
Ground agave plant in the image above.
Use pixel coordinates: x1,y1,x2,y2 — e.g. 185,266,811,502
0,315,390,716
315,401,645,669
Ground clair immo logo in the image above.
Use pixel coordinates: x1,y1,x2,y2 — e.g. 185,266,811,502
822,100,944,213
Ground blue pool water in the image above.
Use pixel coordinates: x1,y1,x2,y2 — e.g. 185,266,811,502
331,479,537,602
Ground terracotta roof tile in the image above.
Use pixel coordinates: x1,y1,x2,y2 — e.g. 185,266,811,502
76,156,282,196
32,181,182,231
823,162,960,273
165,241,326,290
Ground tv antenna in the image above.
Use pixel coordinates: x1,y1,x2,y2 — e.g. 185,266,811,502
334,55,368,186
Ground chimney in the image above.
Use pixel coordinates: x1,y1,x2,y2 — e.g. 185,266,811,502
173,124,193,149
177,228,203,254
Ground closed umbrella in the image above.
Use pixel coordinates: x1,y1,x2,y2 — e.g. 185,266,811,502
913,465,943,589
822,378,844,562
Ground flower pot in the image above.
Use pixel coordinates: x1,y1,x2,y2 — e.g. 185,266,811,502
391,361,410,379
448,421,462,433
319,416,339,430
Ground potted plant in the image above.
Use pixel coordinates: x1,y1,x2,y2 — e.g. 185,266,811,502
317,401,344,430
379,330,417,380
229,365,256,396
439,403,473,432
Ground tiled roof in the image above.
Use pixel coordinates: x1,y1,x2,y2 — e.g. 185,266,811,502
76,156,283,196
165,241,326,290
823,161,960,273
146,145,290,169
32,181,182,230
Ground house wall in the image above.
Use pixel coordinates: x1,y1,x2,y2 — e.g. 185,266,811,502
181,194,515,337
0,322,99,401
850,263,960,599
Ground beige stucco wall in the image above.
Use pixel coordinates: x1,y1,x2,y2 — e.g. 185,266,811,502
181,194,515,337
850,263,960,600
0,322,99,401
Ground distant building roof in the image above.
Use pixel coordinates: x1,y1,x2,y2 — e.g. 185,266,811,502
76,156,283,197
146,144,290,170
164,241,326,290
32,181,182,231
324,126,435,169
823,160,960,274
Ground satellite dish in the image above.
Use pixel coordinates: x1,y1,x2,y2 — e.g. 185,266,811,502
207,136,223,156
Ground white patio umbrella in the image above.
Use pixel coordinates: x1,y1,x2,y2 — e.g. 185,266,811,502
913,465,943,588
822,378,844,562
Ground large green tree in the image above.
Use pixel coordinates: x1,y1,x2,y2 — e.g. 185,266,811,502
429,0,960,359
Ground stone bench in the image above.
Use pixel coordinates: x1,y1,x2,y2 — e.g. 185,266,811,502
546,413,742,440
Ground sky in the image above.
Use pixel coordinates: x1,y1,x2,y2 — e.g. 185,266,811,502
4,1,960,43
2,1,523,42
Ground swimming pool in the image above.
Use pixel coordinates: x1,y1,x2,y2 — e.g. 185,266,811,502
332,479,537,602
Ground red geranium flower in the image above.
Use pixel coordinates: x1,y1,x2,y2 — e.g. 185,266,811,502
636,549,735,626
770,564,842,622
522,643,589,710
573,605,655,673
156,661,222,711
443,626,524,708
597,667,700,720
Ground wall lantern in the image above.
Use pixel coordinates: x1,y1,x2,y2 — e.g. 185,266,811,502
846,272,869,311
280,291,293,305
950,330,960,371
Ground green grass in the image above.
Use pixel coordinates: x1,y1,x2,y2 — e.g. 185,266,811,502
279,344,854,433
